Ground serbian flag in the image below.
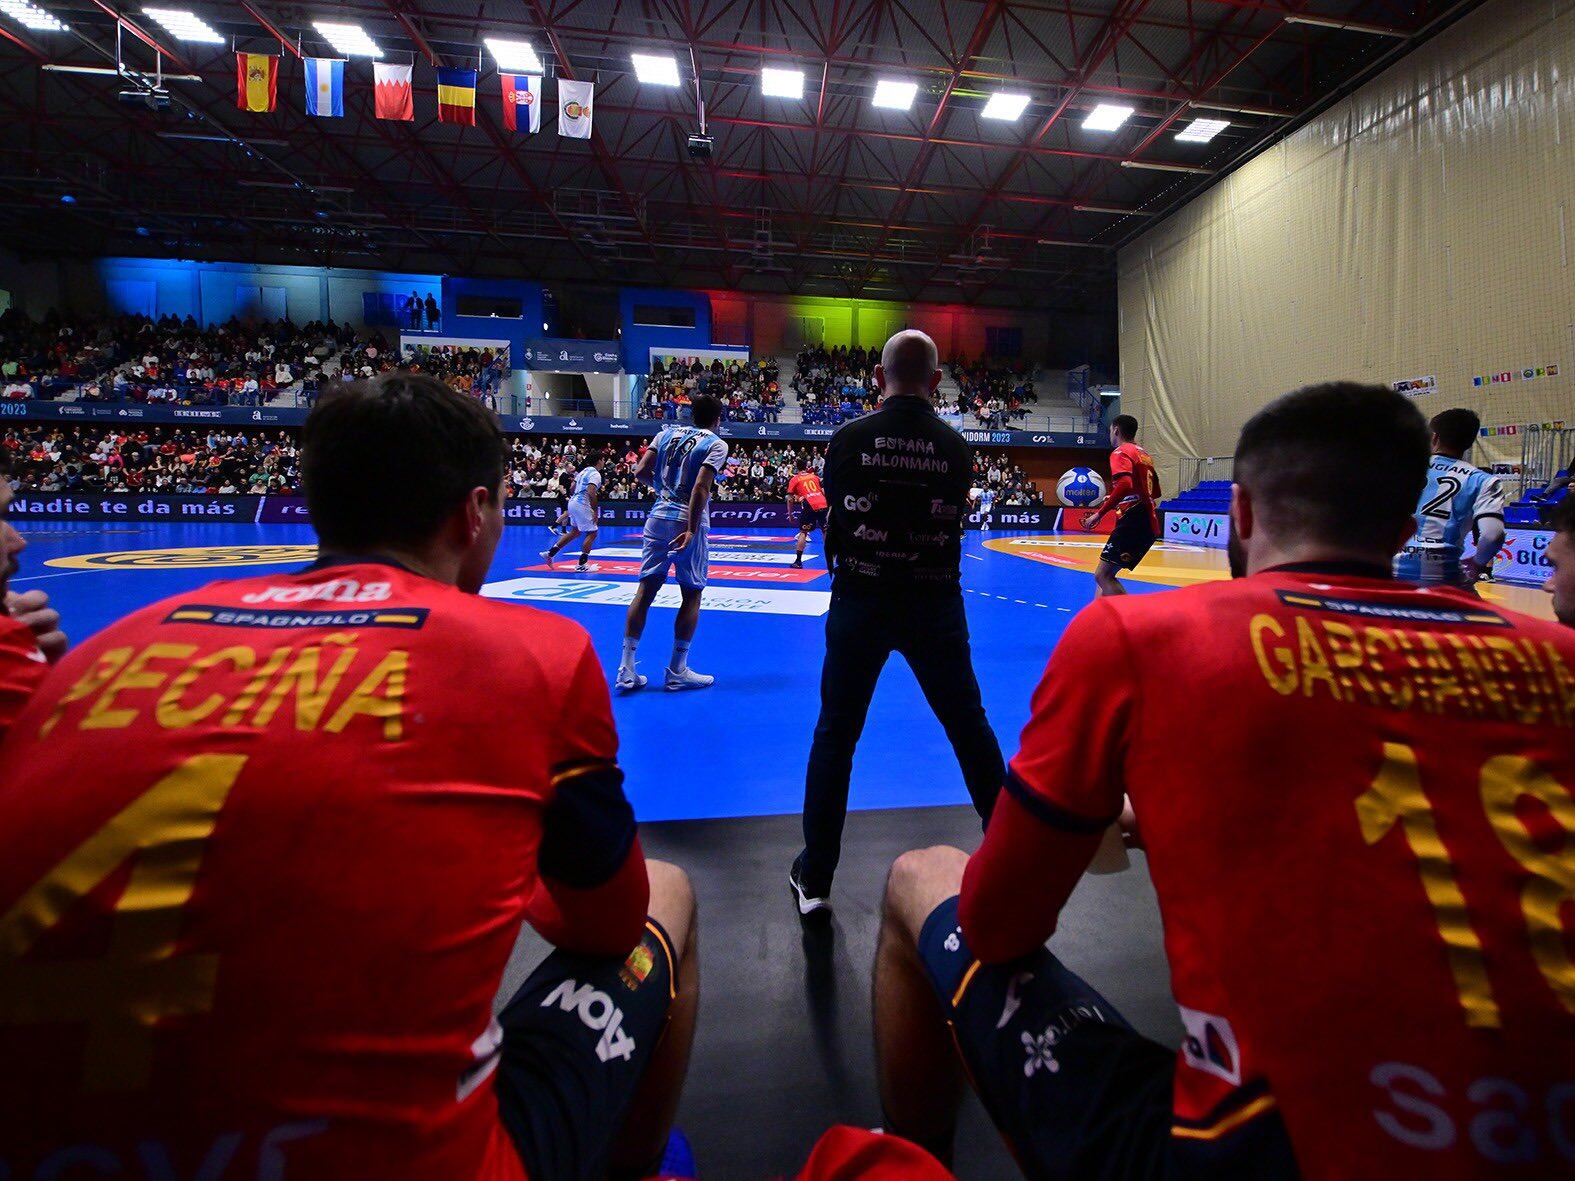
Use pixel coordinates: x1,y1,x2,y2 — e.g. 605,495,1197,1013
500,73,541,133
436,67,477,125
304,57,344,118
373,62,413,121
235,52,278,112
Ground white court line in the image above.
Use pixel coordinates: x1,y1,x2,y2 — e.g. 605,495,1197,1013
7,570,96,583
964,553,984,561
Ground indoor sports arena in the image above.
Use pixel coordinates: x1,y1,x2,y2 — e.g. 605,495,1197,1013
0,2,1571,1179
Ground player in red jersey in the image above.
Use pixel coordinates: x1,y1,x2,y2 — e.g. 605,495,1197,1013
1081,414,1162,596
874,383,1575,1180
786,467,829,569
0,375,698,1181
0,462,65,738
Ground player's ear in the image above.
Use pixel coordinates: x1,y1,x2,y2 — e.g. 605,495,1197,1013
873,365,886,391
1229,482,1253,540
928,368,942,393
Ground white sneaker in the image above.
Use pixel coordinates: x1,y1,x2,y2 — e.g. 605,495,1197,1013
539,549,555,569
615,667,647,694
789,861,830,915
664,666,714,691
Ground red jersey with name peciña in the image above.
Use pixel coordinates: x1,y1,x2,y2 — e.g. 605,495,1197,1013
0,612,47,739
787,471,828,512
0,561,646,1180
1109,441,1160,531
967,568,1575,1178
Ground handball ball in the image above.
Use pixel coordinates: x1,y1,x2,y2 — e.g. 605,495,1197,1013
1056,467,1106,508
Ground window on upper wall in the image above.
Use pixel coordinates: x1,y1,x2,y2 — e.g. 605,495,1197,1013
633,304,696,328
985,326,1023,358
456,294,523,319
363,292,405,327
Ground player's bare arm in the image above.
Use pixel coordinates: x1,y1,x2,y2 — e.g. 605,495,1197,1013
633,446,657,486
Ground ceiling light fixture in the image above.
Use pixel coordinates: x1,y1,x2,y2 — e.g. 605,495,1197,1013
1175,117,1229,143
312,20,382,57
760,67,803,99
1081,103,1135,132
980,91,1030,121
631,52,681,86
142,8,222,43
485,38,543,74
0,0,66,31
871,79,917,111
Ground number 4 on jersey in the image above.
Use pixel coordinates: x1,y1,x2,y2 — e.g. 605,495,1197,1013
0,754,246,1092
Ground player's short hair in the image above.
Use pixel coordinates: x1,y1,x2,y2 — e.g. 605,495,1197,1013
1112,414,1139,441
1429,408,1481,455
881,330,939,389
691,393,723,429
303,372,504,552
1552,495,1575,538
1235,382,1428,554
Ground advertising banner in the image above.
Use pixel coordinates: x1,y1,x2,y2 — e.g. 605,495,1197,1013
7,493,266,522
1493,528,1553,586
1162,510,1230,549
4,401,1100,448
521,339,622,373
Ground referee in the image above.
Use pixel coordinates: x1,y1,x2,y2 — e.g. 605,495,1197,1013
791,330,1004,915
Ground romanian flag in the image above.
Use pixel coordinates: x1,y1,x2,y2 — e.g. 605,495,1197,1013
235,52,278,113
436,67,477,126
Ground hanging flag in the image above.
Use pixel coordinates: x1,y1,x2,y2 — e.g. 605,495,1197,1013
372,62,413,121
436,67,477,126
235,52,278,113
558,78,594,139
500,73,542,134
304,57,344,118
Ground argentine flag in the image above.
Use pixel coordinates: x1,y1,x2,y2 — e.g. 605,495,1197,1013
304,57,345,118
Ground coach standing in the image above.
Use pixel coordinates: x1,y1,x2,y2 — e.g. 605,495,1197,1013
791,330,1004,915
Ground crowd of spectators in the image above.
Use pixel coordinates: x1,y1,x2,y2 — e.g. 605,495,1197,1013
944,357,1038,428
0,310,395,408
400,342,508,407
792,345,881,425
973,452,1045,505
2,423,300,495
639,356,783,423
4,423,1044,508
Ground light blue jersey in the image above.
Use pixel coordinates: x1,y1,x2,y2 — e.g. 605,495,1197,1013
1395,455,1506,585
648,425,728,525
569,465,601,505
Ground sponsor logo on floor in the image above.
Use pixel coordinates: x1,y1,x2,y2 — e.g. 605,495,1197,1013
590,547,814,566
522,560,823,584
483,577,831,616
46,544,318,570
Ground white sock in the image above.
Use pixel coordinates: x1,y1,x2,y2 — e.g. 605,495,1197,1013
670,639,691,673
621,638,639,673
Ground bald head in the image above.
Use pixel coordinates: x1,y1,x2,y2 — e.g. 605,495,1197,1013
877,330,941,399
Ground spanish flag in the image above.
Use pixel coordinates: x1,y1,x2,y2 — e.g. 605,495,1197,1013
235,52,278,113
436,67,477,126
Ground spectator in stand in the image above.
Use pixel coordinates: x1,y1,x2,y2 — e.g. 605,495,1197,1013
3,422,1044,511
423,292,440,330
948,355,1037,428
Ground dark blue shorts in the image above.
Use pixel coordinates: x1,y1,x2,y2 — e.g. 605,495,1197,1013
797,504,829,532
496,919,677,1181
917,898,1296,1181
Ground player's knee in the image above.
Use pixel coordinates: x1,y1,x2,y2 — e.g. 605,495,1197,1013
644,859,696,959
884,846,967,941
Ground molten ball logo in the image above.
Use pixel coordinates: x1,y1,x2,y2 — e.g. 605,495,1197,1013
1056,467,1107,508
564,101,586,119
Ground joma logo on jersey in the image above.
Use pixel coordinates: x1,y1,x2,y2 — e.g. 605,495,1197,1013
240,579,392,605
542,979,637,1062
